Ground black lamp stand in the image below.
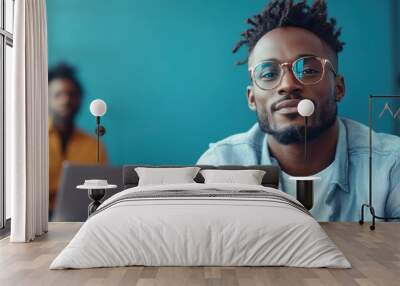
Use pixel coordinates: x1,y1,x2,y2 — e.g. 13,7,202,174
88,189,106,216
296,179,314,210
304,116,308,162
95,116,106,164
295,115,314,211
86,116,107,216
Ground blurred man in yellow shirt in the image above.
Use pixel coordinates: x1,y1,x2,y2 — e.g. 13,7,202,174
48,63,107,218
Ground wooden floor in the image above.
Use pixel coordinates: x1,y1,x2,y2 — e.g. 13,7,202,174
0,222,399,286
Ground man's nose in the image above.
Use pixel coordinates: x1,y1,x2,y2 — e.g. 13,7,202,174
59,92,73,104
276,69,303,96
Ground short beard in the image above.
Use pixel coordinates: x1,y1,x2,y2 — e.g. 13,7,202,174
257,107,337,145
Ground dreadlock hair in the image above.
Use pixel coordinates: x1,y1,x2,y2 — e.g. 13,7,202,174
48,62,84,97
233,0,345,65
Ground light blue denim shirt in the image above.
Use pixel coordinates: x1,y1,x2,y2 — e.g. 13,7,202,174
197,118,400,221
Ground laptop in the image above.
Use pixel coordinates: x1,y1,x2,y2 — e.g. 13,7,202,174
52,163,123,222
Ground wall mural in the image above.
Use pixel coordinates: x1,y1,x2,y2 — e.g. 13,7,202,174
47,0,400,222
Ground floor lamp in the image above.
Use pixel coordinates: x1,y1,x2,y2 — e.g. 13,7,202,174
85,99,108,216
289,99,320,210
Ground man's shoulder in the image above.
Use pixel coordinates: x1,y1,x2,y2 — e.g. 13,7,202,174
74,128,109,154
196,123,265,165
207,123,264,150
49,127,96,144
342,117,400,154
74,128,97,143
74,128,107,159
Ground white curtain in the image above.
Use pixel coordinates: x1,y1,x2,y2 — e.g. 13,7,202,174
8,0,49,242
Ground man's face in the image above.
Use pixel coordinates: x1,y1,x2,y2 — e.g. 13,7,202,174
49,78,81,122
247,27,345,144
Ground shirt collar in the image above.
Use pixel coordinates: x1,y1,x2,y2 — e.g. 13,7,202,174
258,118,349,192
48,117,82,138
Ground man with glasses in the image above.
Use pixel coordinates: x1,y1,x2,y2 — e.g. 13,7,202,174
197,0,400,221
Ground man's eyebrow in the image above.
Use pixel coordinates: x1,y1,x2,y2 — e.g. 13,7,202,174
296,53,317,58
259,54,317,62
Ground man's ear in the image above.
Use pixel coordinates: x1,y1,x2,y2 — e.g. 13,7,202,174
335,75,345,102
246,85,257,111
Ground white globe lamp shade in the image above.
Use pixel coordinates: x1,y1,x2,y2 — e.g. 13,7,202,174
90,99,107,117
297,99,315,117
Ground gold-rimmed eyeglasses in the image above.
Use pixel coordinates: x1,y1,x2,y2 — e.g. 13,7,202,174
248,56,337,90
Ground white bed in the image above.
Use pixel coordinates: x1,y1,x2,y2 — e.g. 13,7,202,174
50,182,351,269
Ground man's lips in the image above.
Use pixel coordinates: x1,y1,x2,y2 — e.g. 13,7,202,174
274,99,301,115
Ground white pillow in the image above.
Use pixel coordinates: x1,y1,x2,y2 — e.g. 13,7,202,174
135,167,200,186
200,169,266,185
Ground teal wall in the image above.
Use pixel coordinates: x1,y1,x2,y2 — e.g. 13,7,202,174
47,0,396,165
397,0,400,94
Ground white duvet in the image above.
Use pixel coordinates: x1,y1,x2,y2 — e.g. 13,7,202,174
50,183,351,269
